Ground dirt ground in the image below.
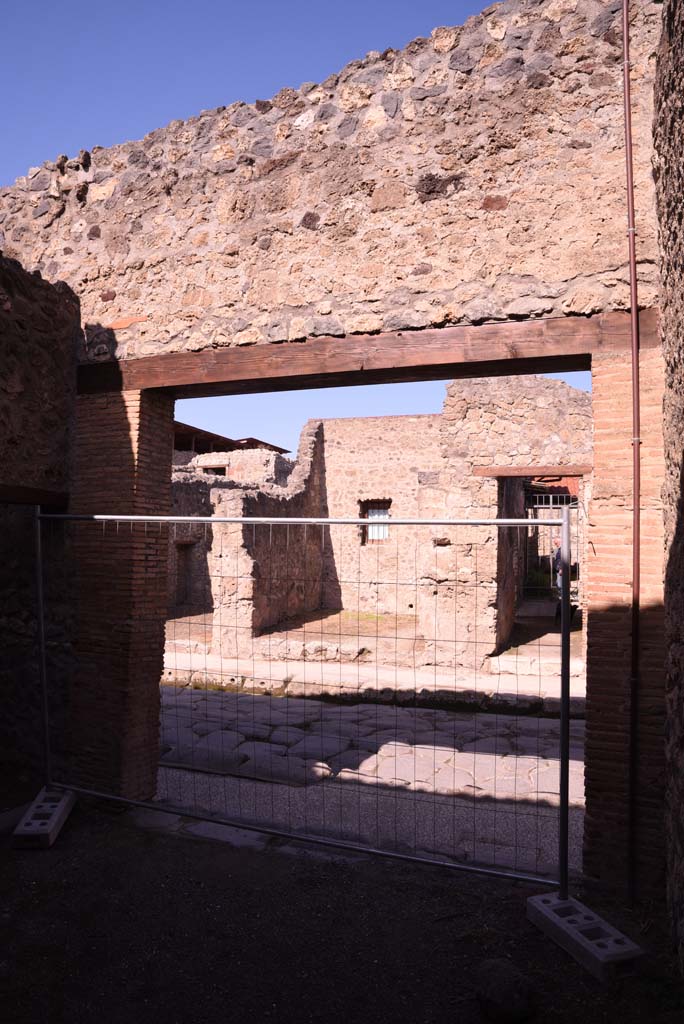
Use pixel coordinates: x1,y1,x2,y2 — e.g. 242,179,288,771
2,795,682,1024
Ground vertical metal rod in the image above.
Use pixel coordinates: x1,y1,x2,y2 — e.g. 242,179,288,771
34,505,52,786
621,0,641,904
559,505,572,900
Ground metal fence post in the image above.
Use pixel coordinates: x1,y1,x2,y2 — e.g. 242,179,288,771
34,505,52,786
559,504,571,899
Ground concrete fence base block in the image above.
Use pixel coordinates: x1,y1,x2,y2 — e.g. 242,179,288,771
526,892,643,981
12,787,76,849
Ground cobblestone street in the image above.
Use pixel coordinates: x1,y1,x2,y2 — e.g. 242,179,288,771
158,686,585,876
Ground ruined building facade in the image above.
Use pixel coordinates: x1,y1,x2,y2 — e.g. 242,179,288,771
0,0,661,356
0,0,679,930
169,375,591,670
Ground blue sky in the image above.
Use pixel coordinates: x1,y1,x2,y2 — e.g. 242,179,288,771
4,0,591,452
177,373,592,455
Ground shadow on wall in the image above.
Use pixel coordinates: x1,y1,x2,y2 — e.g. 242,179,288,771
168,474,215,619
242,422,343,631
664,449,684,952
0,504,72,783
59,323,173,798
0,256,78,786
165,421,344,650
583,599,666,897
495,477,527,653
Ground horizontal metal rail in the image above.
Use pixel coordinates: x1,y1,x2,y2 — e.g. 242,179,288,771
38,513,564,527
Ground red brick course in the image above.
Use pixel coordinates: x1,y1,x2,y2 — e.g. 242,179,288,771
68,391,174,798
584,346,666,891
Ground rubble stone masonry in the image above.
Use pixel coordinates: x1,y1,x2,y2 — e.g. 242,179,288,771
0,258,79,773
0,0,662,363
654,0,684,965
0,255,79,498
0,0,673,905
181,376,591,670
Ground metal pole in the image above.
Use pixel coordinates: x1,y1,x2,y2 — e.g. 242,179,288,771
559,505,571,900
34,505,52,786
621,0,642,905
38,513,564,528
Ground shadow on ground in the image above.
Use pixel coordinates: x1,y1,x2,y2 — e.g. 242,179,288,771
2,803,682,1024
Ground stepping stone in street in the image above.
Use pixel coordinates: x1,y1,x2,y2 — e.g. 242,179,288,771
237,740,288,761
231,721,273,741
191,721,221,737
303,759,333,780
329,750,365,773
238,752,309,785
270,725,308,746
289,734,351,761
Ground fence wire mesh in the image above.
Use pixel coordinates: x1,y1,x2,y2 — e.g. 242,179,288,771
38,514,583,883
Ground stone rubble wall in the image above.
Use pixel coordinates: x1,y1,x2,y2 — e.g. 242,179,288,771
0,256,79,495
0,258,79,774
315,413,444,615
292,375,590,669
168,423,328,656
420,373,592,666
654,0,684,968
0,505,72,778
0,0,662,364
238,423,329,640
168,473,214,617
178,448,294,486
168,376,591,670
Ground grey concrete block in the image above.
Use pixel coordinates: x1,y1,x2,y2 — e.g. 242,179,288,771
12,788,75,848
526,893,643,980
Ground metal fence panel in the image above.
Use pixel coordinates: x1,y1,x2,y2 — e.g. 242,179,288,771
37,512,580,886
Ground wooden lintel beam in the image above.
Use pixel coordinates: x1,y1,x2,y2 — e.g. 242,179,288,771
77,308,659,398
472,465,592,478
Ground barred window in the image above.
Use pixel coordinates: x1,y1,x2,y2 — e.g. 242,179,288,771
360,499,391,544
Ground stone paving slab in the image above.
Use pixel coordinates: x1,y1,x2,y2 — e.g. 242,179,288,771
156,766,585,877
157,686,585,873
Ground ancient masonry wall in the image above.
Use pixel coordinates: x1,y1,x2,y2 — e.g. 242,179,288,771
197,376,590,670
654,0,684,964
0,0,661,364
169,376,591,670
584,346,666,891
241,424,329,638
316,413,443,615
0,258,79,774
168,448,294,617
421,374,592,667
169,423,328,657
0,256,79,497
0,0,668,897
189,449,294,486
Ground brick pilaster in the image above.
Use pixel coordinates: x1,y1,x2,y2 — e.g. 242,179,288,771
66,389,174,798
584,346,666,891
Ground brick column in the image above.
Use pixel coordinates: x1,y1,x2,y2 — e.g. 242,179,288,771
67,389,174,799
584,346,666,891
